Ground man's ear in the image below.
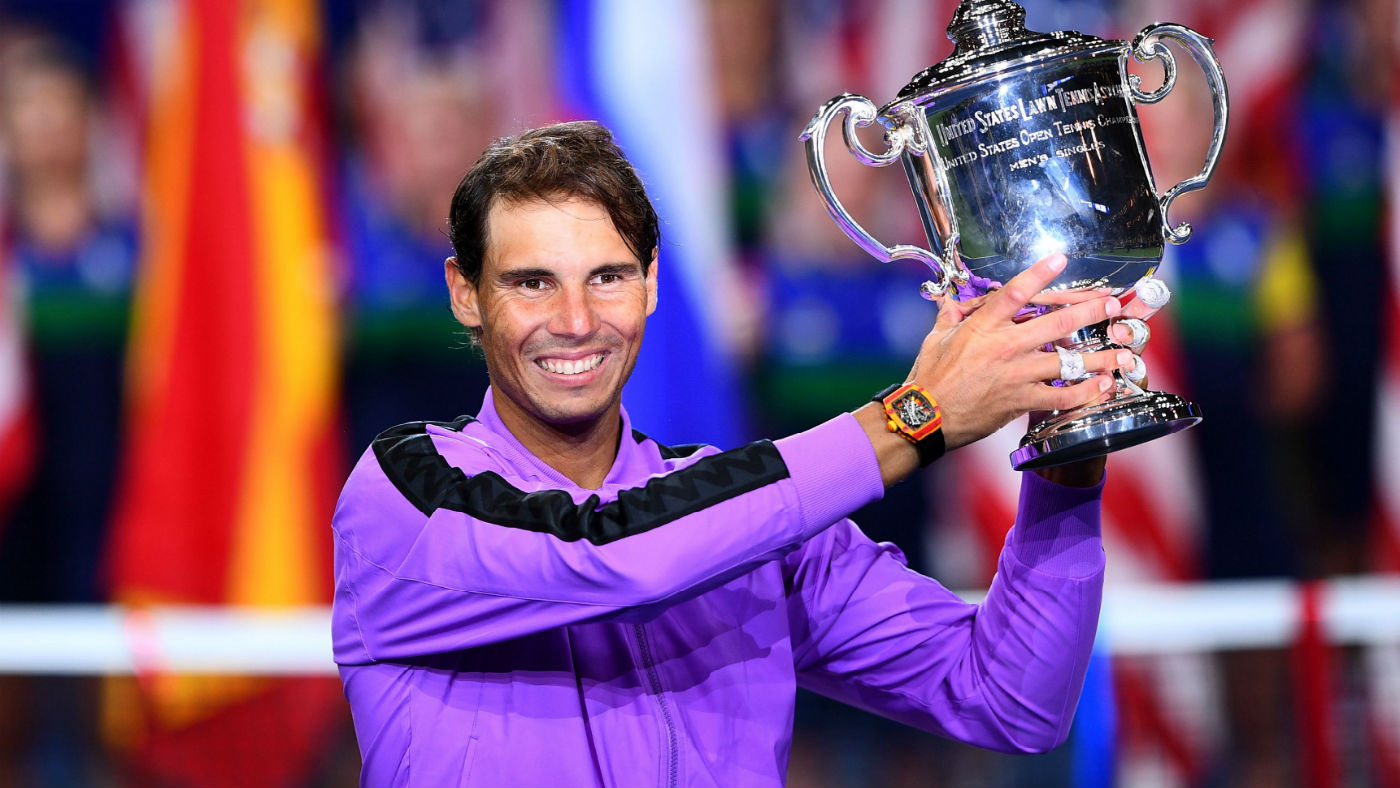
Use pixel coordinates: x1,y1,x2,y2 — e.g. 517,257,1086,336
645,248,659,316
445,257,482,329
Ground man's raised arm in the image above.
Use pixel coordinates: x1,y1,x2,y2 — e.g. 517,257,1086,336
333,253,1130,665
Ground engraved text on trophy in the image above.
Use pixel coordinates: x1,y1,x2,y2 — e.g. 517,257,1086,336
906,57,1165,292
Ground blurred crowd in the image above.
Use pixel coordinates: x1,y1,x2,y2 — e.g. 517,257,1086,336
0,0,1394,786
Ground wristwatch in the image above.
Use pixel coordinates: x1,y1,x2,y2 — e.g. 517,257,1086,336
872,383,946,467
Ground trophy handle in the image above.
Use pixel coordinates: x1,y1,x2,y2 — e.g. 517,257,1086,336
800,93,951,296
1129,24,1230,245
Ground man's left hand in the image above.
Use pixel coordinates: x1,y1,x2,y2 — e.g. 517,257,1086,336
1032,277,1171,487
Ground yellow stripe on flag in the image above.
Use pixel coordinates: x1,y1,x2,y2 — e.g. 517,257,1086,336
231,0,337,608
125,2,197,423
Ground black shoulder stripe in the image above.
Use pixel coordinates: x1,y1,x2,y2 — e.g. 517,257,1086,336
370,416,477,515
631,429,707,460
373,421,790,545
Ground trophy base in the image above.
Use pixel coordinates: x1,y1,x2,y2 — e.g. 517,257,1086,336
1010,389,1203,471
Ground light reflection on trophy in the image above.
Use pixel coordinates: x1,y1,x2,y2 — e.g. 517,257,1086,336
801,0,1229,470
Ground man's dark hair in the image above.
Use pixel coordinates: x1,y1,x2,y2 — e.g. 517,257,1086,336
447,121,660,285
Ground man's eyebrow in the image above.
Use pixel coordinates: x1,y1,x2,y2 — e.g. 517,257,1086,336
591,262,642,276
497,267,554,281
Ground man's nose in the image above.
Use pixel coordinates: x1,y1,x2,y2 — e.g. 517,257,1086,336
548,284,600,338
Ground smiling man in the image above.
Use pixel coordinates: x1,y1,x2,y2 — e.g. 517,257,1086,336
448,194,656,488
332,121,1150,788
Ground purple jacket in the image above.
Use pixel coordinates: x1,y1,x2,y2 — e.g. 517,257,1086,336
333,389,1106,787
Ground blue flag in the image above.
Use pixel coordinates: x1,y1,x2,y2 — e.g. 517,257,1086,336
557,0,747,449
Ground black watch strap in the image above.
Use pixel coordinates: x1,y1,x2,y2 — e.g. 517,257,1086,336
872,383,902,403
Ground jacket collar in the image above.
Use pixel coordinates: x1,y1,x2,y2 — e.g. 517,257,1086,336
473,386,647,491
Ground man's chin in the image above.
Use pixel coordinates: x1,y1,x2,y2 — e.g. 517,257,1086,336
531,396,617,431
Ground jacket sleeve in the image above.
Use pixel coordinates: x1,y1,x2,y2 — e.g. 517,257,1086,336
332,413,885,665
784,471,1105,754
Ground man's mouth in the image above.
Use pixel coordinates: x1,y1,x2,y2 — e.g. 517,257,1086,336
536,353,605,376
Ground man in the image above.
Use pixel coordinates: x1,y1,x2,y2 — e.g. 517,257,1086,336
333,121,1152,787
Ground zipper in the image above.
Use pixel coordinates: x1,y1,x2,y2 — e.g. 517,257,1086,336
634,623,678,788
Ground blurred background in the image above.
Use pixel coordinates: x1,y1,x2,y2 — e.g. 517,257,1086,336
0,0,1395,786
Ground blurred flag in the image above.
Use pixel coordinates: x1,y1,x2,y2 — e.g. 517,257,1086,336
1372,9,1400,780
0,252,33,522
104,0,341,784
1379,10,1400,573
557,0,747,448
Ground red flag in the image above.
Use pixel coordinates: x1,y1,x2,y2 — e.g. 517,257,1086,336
105,0,343,784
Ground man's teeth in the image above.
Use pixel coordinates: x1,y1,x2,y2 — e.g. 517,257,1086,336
538,354,604,375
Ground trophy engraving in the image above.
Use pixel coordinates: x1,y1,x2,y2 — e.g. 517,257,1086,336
801,0,1229,470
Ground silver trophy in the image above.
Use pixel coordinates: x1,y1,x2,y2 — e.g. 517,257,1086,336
801,0,1228,470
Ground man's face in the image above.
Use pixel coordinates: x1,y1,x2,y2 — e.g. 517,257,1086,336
446,197,657,431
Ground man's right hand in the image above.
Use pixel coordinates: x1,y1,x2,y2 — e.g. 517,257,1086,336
855,253,1136,486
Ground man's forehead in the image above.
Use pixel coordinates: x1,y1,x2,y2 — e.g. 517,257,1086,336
487,193,612,222
482,195,638,271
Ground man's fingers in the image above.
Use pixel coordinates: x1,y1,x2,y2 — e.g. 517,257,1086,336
1016,295,1123,349
1025,374,1116,413
975,253,1068,324
1026,347,1135,382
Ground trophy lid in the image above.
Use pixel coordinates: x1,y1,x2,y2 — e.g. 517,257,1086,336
892,0,1114,105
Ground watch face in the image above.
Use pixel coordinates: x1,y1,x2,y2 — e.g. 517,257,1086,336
895,392,934,427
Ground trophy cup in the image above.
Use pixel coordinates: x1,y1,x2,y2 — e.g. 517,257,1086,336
801,0,1228,470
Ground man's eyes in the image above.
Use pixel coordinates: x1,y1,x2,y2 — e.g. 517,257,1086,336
511,272,631,290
